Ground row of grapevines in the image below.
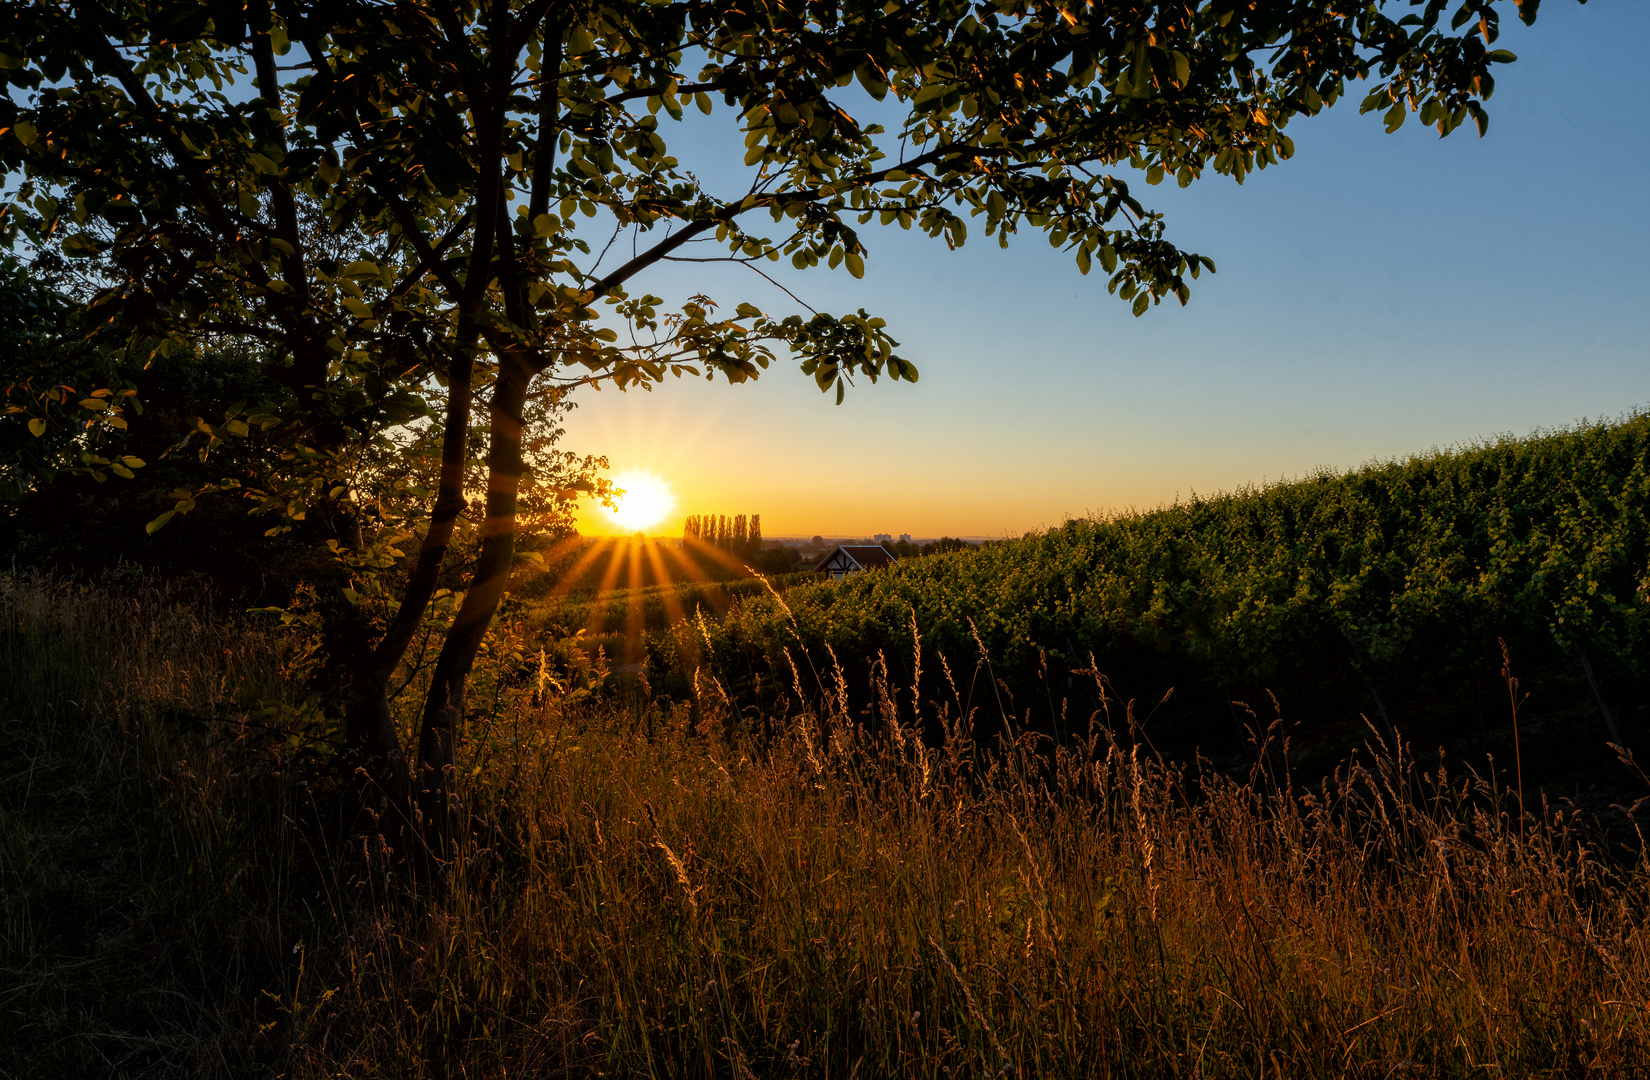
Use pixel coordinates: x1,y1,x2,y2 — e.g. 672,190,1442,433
698,413,1650,699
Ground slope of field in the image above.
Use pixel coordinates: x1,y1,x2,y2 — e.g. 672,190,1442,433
681,414,1650,774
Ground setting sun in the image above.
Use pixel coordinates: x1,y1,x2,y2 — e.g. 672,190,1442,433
604,471,676,533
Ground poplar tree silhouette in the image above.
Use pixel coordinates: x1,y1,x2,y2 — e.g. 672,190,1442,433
683,511,765,558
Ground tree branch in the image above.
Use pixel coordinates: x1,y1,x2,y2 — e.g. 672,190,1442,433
528,10,564,221
80,19,269,286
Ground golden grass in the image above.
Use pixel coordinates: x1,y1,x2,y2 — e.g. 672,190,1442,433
5,573,1649,1077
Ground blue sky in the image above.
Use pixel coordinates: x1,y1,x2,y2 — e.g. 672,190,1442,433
558,2,1649,536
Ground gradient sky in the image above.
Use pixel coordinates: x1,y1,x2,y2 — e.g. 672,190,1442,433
571,0,1649,539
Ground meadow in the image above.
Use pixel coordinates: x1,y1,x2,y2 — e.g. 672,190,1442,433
6,549,1650,1076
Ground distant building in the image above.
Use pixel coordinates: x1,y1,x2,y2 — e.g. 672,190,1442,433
873,533,892,543
813,544,898,580
899,533,911,544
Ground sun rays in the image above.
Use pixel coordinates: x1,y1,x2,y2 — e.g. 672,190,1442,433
523,526,771,666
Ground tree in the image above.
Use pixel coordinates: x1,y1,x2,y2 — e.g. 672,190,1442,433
0,258,139,505
0,0,1561,850
1,257,293,583
924,536,975,556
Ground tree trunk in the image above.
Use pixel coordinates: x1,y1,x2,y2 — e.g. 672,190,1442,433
414,348,532,852
342,348,475,846
343,672,412,826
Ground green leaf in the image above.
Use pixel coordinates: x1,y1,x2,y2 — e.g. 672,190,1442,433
844,252,864,279
27,417,45,437
146,510,175,534
61,233,101,257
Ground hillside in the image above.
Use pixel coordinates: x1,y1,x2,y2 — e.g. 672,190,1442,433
662,414,1650,786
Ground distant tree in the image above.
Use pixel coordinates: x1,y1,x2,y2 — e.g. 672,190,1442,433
749,514,763,552
756,545,800,576
923,537,975,556
733,514,748,550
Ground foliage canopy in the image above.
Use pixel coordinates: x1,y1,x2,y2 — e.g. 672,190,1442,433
0,0,1568,846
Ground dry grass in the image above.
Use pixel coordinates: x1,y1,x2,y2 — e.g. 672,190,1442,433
5,574,1650,1077
0,574,303,1078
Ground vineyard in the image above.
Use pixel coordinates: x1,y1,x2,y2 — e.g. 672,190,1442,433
621,413,1650,782
520,571,813,662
